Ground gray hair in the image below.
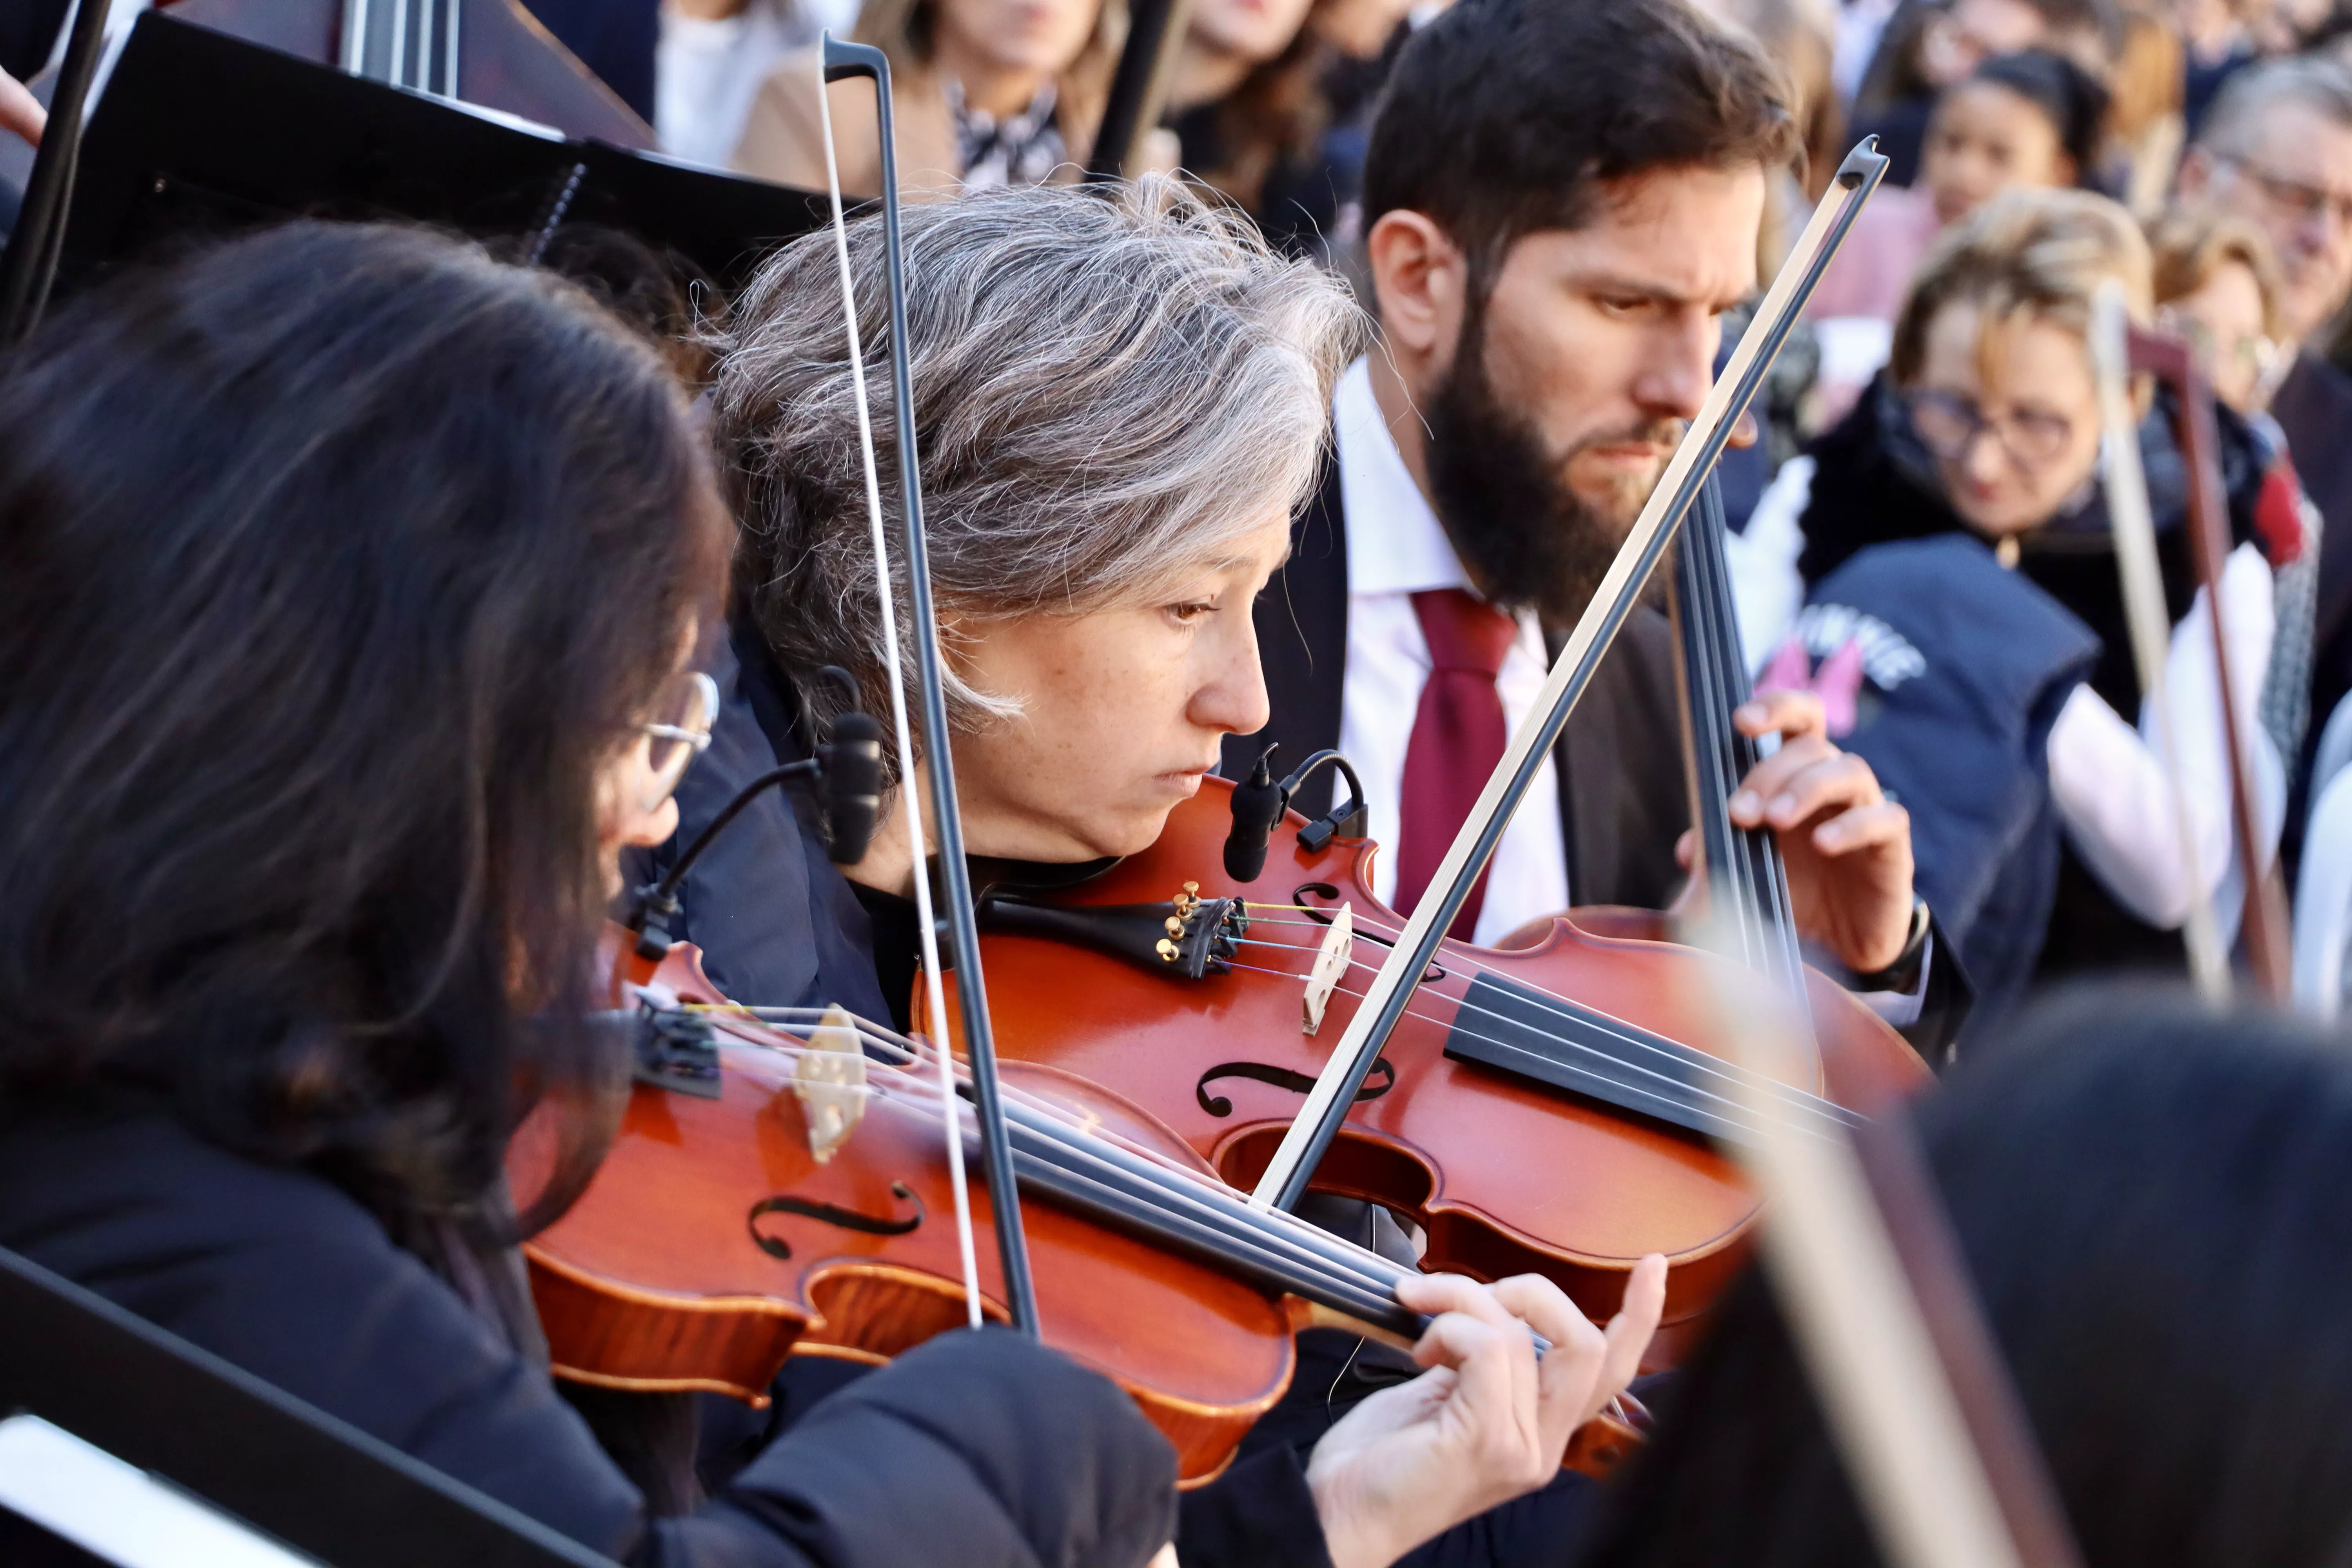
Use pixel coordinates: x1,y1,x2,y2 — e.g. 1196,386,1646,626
2197,54,2352,157
712,178,1365,755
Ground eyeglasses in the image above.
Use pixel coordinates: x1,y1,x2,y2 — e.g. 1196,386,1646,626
641,671,720,808
1904,389,2078,470
2154,304,2285,396
2222,158,2352,232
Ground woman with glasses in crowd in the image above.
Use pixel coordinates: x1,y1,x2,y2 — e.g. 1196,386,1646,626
0,219,1189,1568
1734,189,2298,1007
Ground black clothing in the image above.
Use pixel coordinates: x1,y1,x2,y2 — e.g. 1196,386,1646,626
1228,456,1973,1060
0,0,68,80
1795,375,2278,983
1798,376,2278,718
0,1093,1178,1568
2281,354,2352,784
849,881,924,1034
1847,95,1932,189
525,0,660,122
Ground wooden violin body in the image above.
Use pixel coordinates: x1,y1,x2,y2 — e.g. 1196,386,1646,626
156,0,653,147
517,939,1305,1484
520,929,1650,1485
964,780,1929,1356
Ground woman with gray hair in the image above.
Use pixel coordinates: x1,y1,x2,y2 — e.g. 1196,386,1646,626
646,178,1666,1568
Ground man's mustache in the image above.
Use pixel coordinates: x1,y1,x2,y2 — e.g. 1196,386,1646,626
1564,419,1686,459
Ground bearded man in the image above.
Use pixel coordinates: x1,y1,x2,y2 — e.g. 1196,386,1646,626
1227,0,1970,1053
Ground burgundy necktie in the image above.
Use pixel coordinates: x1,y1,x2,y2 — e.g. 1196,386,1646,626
1395,588,1520,939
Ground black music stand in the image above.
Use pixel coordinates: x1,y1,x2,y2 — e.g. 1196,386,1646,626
0,1243,617,1568
45,10,828,303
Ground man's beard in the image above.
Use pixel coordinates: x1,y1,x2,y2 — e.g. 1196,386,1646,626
1421,305,1681,628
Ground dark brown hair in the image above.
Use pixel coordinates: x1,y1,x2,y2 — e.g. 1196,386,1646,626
0,222,726,1257
1364,0,1800,275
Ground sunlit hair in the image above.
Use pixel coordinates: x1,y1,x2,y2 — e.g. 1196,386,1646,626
713,177,1365,753
1890,187,2151,385
2147,207,2287,342
2195,53,2352,159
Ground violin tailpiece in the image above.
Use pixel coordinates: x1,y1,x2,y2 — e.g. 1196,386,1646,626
974,888,1248,981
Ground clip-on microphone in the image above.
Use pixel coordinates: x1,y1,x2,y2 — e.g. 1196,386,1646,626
630,667,886,961
1222,744,1370,882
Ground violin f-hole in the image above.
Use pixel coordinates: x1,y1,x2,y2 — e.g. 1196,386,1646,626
748,1182,926,1259
1196,1059,1396,1118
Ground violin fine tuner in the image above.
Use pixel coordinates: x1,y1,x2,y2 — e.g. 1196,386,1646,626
632,1000,724,1100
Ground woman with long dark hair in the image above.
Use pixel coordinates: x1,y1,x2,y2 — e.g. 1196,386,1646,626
0,220,1179,1567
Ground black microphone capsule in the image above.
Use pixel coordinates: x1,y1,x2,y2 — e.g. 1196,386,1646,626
822,711,886,864
1223,743,1285,883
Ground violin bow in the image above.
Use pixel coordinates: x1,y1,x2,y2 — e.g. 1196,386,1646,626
1694,951,2082,1568
815,36,1040,1335
2089,284,2234,1000
1249,140,1890,1213
2129,316,2292,1000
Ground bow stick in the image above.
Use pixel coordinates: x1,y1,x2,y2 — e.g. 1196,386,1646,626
2089,283,2232,1000
2132,321,2291,998
1250,139,1891,1212
816,36,1039,1334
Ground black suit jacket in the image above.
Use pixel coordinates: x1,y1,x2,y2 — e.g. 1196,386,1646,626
1223,458,1691,911
2279,354,2352,782
1223,457,1972,1061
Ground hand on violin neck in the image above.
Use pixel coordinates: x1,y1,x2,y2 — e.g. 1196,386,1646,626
1303,1259,1666,1568
1717,689,1917,975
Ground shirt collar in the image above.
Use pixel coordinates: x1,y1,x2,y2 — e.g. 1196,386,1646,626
1334,356,1475,597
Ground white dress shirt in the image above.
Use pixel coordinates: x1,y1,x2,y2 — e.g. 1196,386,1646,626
1333,361,1931,1023
1332,358,1572,944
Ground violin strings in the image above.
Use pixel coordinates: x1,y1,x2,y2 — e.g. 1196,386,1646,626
668,1002,1425,1309
1223,916,1841,1115
1217,934,1853,1136
1213,958,1845,1148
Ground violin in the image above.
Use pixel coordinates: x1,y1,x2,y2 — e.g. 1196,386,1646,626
513,928,1648,1485
954,151,1933,1355
958,775,1927,1357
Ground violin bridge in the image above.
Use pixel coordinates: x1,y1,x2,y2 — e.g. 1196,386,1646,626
793,1005,868,1163
1302,903,1353,1036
